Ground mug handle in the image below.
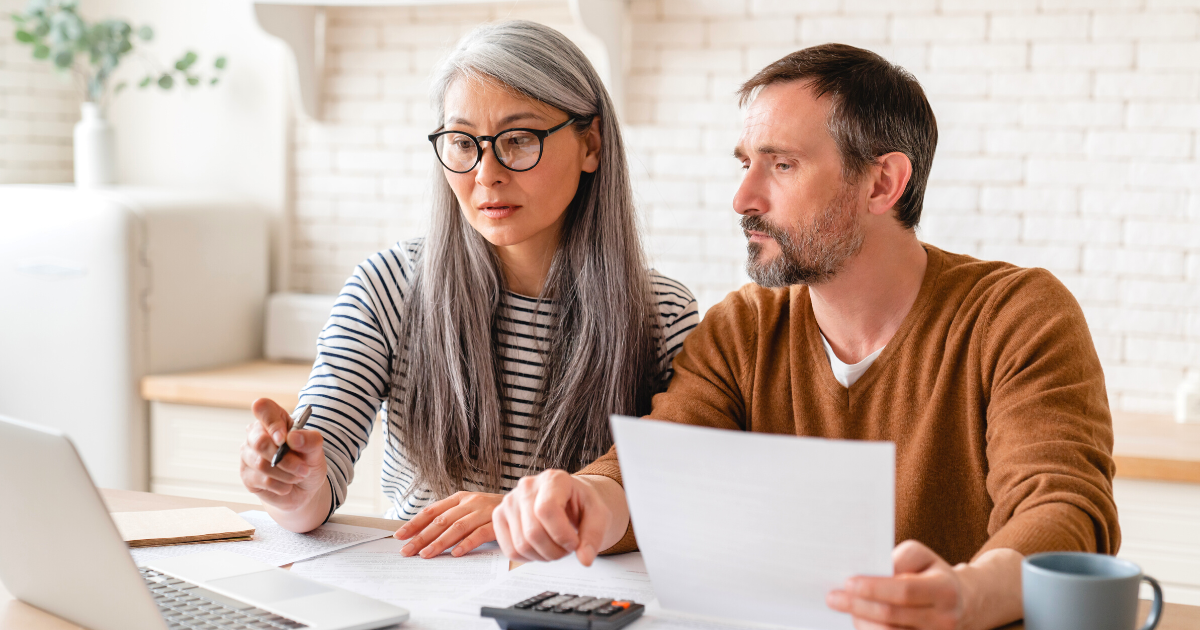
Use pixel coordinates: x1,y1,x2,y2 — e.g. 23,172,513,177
1139,575,1164,630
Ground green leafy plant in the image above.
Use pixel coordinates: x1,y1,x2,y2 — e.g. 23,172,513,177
9,0,227,106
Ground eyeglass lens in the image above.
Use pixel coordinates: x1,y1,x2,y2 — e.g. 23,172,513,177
435,130,542,173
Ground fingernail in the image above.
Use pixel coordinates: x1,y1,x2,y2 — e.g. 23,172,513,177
577,544,594,566
292,433,305,448
273,431,283,444
401,543,414,556
419,548,434,558
452,548,464,557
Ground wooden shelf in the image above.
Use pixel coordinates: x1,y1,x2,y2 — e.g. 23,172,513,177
1113,411,1200,484
141,360,311,411
251,0,628,120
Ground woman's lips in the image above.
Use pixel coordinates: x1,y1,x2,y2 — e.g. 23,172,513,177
478,205,519,220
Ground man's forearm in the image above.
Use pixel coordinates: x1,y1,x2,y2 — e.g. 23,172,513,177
956,547,1024,630
577,474,630,552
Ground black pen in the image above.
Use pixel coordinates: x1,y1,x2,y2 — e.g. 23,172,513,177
270,405,312,467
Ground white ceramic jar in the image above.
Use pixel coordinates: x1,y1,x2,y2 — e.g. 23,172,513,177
73,102,117,187
1176,373,1200,424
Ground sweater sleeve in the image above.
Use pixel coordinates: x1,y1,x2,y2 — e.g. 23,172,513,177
975,269,1119,559
297,244,410,521
577,289,757,553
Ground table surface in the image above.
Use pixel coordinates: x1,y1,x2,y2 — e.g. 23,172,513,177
142,362,1200,484
3,491,1197,630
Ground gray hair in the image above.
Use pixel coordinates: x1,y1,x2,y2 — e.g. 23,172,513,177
392,20,658,498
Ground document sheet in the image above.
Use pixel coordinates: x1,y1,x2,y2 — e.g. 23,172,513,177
443,551,656,618
446,552,796,630
129,510,391,567
611,416,895,630
291,537,507,629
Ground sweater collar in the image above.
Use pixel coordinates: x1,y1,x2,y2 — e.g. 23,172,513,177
795,243,948,399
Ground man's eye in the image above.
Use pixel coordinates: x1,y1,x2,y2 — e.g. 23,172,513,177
775,162,791,171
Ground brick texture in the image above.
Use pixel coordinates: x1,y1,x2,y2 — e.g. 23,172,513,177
287,0,1200,415
0,0,78,184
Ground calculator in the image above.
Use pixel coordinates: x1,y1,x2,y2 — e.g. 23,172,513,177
480,591,645,630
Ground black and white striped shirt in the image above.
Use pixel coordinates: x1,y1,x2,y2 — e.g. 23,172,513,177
298,239,699,521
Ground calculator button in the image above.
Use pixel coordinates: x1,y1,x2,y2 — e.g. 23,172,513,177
533,594,575,611
611,600,632,609
576,598,612,612
594,605,619,616
552,596,594,612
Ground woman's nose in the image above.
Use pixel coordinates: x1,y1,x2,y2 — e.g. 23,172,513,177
475,141,508,187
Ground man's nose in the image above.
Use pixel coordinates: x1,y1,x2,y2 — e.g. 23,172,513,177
733,164,768,217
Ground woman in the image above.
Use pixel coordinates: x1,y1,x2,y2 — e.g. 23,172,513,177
238,20,698,559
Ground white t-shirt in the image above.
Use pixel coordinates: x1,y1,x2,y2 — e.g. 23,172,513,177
819,332,884,388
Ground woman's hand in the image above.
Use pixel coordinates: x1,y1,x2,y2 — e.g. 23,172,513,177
394,491,504,558
240,398,329,516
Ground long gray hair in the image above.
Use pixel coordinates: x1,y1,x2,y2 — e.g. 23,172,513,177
391,20,658,499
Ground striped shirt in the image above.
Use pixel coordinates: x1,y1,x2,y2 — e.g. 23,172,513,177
298,239,699,521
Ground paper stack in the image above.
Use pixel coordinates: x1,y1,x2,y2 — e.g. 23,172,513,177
111,507,256,548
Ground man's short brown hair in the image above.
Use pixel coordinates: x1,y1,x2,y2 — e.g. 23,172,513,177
738,43,937,230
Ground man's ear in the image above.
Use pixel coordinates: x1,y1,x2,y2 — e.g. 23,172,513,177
581,117,602,174
866,152,913,217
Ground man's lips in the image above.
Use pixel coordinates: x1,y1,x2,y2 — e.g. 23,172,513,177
478,204,520,219
745,230,773,242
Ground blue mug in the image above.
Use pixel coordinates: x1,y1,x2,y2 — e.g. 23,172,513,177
1022,552,1163,630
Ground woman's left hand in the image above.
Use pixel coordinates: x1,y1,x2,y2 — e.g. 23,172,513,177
394,491,504,558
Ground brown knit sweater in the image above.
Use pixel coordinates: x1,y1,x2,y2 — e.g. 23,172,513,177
579,245,1119,564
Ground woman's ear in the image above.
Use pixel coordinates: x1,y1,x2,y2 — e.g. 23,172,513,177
581,117,602,174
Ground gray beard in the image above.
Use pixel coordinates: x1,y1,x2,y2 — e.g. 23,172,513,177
742,185,864,288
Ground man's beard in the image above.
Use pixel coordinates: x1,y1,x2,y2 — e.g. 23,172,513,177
742,184,865,288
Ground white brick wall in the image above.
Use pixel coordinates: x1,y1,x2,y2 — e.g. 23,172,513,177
289,0,1200,414
0,0,78,184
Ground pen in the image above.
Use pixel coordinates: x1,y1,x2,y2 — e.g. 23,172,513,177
270,405,312,468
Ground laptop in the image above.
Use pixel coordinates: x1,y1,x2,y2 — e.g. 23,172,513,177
0,415,410,630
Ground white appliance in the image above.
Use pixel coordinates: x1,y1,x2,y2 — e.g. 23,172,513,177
0,185,269,491
264,292,337,362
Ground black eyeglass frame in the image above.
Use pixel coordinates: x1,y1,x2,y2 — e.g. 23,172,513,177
427,116,590,174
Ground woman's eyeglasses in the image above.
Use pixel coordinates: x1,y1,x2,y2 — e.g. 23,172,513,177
427,117,588,174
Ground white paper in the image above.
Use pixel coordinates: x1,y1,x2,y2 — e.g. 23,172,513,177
611,416,895,630
443,551,657,617
633,603,808,630
129,510,392,567
290,537,508,619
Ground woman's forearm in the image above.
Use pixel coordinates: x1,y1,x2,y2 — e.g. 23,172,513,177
265,481,333,533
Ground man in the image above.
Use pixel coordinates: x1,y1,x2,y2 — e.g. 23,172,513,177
491,44,1119,630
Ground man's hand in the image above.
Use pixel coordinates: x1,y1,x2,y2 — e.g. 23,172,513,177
492,470,627,566
826,541,1023,630
394,491,503,558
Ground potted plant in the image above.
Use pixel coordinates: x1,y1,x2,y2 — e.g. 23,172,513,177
8,0,227,187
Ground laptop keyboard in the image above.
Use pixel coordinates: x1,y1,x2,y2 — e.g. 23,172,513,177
140,567,309,630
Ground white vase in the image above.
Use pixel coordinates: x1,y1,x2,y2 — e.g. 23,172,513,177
73,102,117,188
